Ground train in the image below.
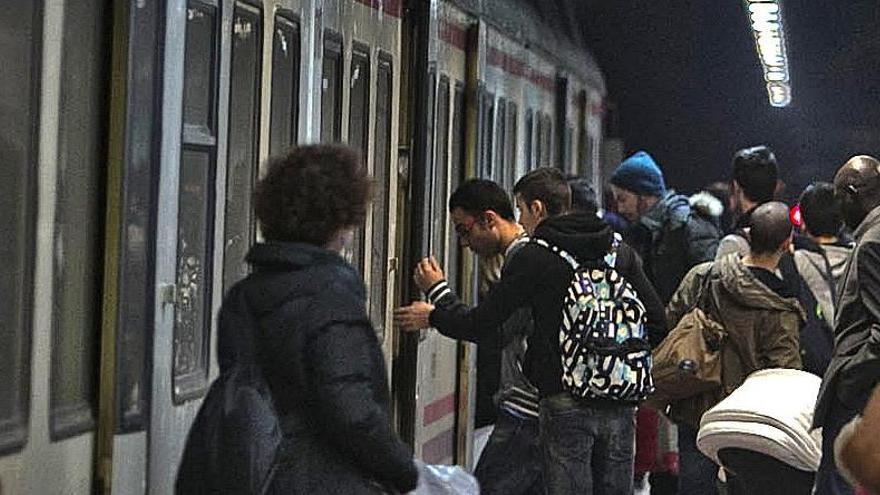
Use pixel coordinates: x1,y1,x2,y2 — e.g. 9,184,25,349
0,0,607,492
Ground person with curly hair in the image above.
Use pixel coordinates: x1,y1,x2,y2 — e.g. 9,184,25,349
217,144,418,493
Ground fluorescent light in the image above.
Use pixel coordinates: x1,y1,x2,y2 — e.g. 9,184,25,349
745,0,791,107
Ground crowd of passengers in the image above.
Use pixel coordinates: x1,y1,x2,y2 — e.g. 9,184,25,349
180,144,880,495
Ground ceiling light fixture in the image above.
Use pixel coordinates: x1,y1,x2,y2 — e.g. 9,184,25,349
744,0,791,107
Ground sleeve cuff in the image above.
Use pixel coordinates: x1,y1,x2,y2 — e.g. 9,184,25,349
425,280,451,304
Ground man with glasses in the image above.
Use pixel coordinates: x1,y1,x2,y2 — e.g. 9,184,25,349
396,168,667,494
404,178,539,494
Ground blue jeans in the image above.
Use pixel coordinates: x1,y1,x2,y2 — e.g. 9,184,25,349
677,424,719,495
474,408,543,495
814,400,856,495
539,393,635,495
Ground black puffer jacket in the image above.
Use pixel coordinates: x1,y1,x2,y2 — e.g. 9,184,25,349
625,192,720,303
219,242,417,494
430,213,667,399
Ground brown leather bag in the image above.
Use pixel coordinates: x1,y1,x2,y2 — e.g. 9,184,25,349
645,269,732,427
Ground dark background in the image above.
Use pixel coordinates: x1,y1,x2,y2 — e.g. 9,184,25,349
573,0,880,200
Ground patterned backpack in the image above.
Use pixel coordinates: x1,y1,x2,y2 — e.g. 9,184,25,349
534,233,654,402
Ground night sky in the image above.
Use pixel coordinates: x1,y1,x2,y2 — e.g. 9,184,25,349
581,0,880,201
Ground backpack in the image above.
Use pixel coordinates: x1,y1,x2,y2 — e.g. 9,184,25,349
789,249,838,376
176,291,282,495
534,233,653,402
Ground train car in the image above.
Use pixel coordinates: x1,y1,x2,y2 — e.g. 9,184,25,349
0,0,605,492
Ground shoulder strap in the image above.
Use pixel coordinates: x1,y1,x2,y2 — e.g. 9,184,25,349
533,233,621,271
532,238,579,270
817,248,839,306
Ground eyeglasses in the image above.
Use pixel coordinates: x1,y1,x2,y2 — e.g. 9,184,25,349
454,218,478,238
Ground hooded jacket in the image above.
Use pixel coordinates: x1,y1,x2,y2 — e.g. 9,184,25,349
814,205,880,427
430,212,667,399
666,254,805,403
219,242,417,494
626,192,720,303
793,238,853,328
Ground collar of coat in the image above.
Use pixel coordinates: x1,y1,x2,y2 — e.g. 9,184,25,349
854,204,880,241
713,254,805,319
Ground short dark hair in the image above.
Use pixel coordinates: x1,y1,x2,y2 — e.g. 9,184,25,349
732,145,778,203
566,175,598,215
448,179,515,220
799,182,841,237
749,201,792,255
254,144,372,246
513,167,571,216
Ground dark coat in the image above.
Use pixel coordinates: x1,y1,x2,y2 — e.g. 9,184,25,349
814,205,880,427
430,212,667,399
667,254,805,398
219,242,418,494
625,192,720,303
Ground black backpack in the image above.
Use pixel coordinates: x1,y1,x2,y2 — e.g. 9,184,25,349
785,251,837,377
176,290,282,495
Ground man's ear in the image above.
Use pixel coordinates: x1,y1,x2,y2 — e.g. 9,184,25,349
530,200,546,218
483,210,500,227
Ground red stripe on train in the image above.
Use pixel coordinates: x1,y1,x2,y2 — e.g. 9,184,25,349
421,427,455,464
423,393,456,426
353,0,402,18
439,19,468,50
487,47,555,92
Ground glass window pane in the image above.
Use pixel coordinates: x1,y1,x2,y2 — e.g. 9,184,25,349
224,4,262,293
269,15,299,156
183,3,218,131
496,99,506,184
0,0,38,454
447,84,465,293
51,0,110,439
321,36,342,143
369,58,393,339
433,77,450,264
481,93,494,178
525,109,533,171
349,49,370,161
506,102,517,189
424,70,437,252
174,148,215,402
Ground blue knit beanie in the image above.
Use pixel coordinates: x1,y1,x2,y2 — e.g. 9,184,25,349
610,151,667,197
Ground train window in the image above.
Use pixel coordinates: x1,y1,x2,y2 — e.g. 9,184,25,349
495,99,506,185
424,68,437,251
349,47,370,161
269,14,299,156
565,125,574,173
433,76,451,264
540,113,552,168
50,0,112,439
175,0,220,403
223,3,262,294
370,55,393,339
447,83,466,292
321,34,343,143
182,2,218,134
525,109,533,171
534,112,543,170
481,92,495,179
451,84,466,183
345,47,371,273
0,0,39,454
506,101,518,187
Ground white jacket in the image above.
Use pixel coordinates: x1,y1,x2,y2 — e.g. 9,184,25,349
697,368,823,472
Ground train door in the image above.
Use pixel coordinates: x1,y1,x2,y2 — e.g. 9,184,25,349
408,3,472,466
320,0,403,365
0,0,115,492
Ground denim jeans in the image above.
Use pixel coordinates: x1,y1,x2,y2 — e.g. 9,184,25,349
814,400,857,495
474,408,543,495
539,393,636,495
677,424,719,495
